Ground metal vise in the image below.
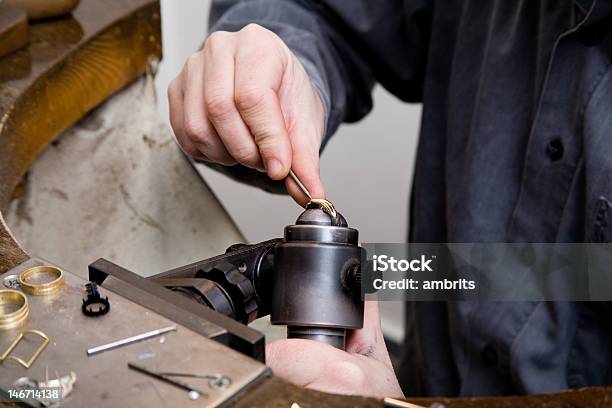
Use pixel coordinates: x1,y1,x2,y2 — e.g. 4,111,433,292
146,201,365,350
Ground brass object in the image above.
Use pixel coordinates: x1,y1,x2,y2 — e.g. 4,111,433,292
306,198,341,226
19,265,64,295
0,289,28,330
1,329,49,368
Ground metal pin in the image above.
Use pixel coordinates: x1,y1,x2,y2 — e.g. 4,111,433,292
128,362,207,398
87,325,177,355
288,170,311,200
383,397,429,408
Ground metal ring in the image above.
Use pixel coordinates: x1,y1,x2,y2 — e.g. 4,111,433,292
306,199,342,226
19,266,64,296
0,290,29,331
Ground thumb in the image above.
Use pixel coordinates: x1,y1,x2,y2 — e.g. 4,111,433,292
346,300,392,364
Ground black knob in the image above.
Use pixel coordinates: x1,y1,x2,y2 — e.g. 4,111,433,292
342,261,362,293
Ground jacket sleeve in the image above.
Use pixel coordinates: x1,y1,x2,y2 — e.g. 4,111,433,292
203,0,432,194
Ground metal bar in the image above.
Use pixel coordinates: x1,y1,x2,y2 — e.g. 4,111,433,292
87,325,177,356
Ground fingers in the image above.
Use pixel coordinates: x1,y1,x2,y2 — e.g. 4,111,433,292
168,73,200,158
234,26,292,179
182,51,236,165
203,31,263,170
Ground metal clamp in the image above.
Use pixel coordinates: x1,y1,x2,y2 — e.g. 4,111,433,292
1,329,50,368
0,289,29,330
19,266,64,296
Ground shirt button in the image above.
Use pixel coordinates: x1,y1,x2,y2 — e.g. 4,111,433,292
546,138,564,161
482,345,498,366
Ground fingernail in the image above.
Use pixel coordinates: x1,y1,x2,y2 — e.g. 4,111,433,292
266,159,283,177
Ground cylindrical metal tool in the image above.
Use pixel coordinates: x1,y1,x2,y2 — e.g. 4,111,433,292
271,204,364,349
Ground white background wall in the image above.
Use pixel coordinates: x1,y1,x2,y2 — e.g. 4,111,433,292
155,0,422,342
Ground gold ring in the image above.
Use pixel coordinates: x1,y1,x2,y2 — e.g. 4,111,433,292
19,266,64,295
307,198,341,226
0,290,29,330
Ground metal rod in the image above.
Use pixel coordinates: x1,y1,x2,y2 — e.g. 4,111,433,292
288,169,312,200
383,397,428,408
87,325,177,355
128,362,206,396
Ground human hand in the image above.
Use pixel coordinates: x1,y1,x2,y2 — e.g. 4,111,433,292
266,301,404,398
168,24,326,206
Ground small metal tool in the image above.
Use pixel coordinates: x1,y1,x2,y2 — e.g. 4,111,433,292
158,372,232,390
383,398,425,408
87,325,177,356
128,363,207,399
288,169,311,200
383,397,445,408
